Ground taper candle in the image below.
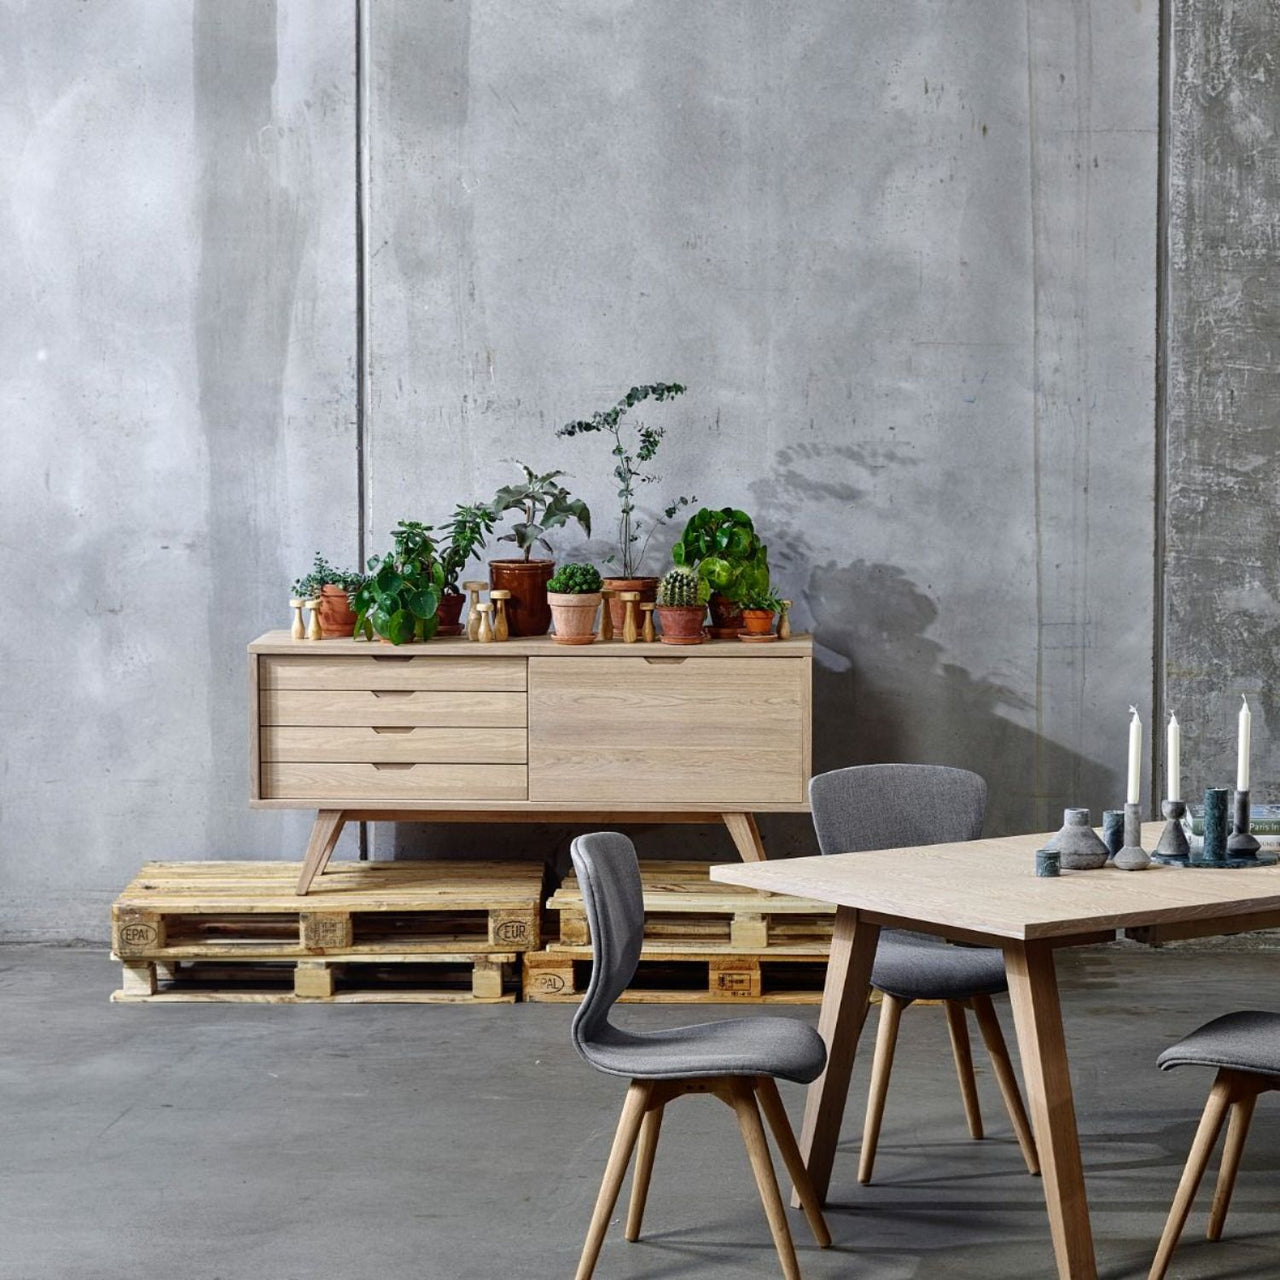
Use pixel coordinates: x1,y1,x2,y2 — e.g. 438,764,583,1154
1127,705,1142,805
1167,713,1181,802
1237,696,1251,792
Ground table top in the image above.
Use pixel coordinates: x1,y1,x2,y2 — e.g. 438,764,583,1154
711,823,1280,941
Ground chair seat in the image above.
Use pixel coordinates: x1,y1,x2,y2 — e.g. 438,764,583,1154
580,1016,827,1084
872,931,1008,1002
1158,1010,1280,1077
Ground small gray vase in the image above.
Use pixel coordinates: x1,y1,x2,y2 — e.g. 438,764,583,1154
1048,808,1109,870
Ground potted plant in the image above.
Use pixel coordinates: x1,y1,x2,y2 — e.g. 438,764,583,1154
655,566,709,645
352,520,444,645
291,553,364,638
556,382,694,633
437,502,496,634
737,585,782,639
487,463,591,636
545,562,603,645
671,506,771,638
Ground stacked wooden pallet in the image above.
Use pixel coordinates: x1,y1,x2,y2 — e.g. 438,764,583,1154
111,860,544,1003
524,860,836,1004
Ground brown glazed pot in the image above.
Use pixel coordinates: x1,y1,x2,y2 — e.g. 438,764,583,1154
489,559,555,636
602,576,658,633
547,591,601,645
656,605,707,645
316,584,357,638
707,592,744,640
739,608,776,637
437,591,466,636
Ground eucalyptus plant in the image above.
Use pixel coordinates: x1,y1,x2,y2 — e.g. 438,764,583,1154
352,520,445,645
489,463,591,561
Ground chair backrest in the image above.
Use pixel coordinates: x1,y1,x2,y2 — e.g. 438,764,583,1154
809,763,986,855
569,832,644,1056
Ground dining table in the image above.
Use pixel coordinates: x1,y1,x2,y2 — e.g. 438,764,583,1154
710,822,1280,1279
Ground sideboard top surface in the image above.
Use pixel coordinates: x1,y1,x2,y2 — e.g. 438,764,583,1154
248,630,813,657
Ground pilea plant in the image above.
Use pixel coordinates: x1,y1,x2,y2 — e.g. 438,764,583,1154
671,506,770,603
657,566,708,608
547,562,603,594
489,463,591,560
291,553,363,601
352,520,445,645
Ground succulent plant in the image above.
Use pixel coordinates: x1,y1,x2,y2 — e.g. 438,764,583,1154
546,562,603,594
657,566,709,608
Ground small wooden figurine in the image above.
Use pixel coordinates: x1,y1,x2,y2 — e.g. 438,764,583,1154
777,600,792,641
490,589,511,642
289,598,306,641
463,580,487,641
598,589,614,642
620,591,640,644
640,602,656,643
305,598,323,641
475,601,494,643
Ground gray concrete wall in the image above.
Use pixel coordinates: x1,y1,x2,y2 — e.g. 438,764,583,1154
0,0,1159,939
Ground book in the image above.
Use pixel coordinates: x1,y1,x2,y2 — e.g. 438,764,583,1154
1183,802,1280,837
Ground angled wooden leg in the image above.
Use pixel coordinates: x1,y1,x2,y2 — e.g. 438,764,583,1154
971,992,1040,1175
945,1000,984,1141
1207,1078,1264,1242
794,907,880,1207
295,810,347,895
859,993,907,1184
723,812,767,862
756,1076,831,1248
728,1080,801,1280
624,1104,664,1242
1004,941,1096,1280
576,1080,653,1280
1148,1070,1235,1280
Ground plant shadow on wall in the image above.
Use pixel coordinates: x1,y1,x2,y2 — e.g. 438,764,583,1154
749,443,1114,839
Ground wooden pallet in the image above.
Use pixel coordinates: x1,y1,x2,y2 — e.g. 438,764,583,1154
547,860,835,953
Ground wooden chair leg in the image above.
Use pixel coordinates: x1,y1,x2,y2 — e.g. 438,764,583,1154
945,999,984,1140
1148,1070,1235,1280
859,993,906,1184
728,1080,802,1280
1207,1085,1262,1242
576,1080,653,1280
971,992,1040,1175
755,1076,832,1248
624,1104,664,1242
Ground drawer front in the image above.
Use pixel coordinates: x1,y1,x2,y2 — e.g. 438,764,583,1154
528,657,807,804
262,726,527,764
260,655,526,692
261,689,527,728
262,762,528,801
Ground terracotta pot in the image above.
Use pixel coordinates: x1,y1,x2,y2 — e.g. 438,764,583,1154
708,592,744,640
740,608,775,637
602,576,658,634
437,591,466,636
656,605,706,645
489,559,555,636
316,584,357,638
547,591,601,645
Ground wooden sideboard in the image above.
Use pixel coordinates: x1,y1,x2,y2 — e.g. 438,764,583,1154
248,631,812,893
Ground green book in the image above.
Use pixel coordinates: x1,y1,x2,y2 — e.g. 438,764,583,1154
1184,802,1280,836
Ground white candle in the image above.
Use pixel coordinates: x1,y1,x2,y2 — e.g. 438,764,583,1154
1167,713,1181,802
1238,696,1251,792
1127,705,1142,805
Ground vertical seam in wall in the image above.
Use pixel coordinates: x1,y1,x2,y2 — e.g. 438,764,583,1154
355,0,370,861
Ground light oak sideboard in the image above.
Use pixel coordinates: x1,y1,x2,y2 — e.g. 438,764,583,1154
248,631,813,893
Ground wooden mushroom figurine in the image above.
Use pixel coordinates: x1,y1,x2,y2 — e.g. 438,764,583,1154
475,601,495,644
490,589,511,642
305,598,323,641
598,588,615,642
463,581,487,641
620,591,641,644
290,598,306,641
640,602,656,643
777,600,793,641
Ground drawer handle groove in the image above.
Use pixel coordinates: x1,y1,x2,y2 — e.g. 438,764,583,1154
371,726,415,735
370,690,415,698
643,657,689,665
370,763,416,771
371,655,415,663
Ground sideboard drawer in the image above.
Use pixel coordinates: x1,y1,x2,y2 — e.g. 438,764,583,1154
528,657,808,805
260,655,526,692
261,689,527,728
262,726,528,764
262,762,528,801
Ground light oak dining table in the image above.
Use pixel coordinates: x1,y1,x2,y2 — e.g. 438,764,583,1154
711,822,1280,1279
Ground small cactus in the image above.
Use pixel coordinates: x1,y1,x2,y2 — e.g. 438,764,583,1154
657,566,708,608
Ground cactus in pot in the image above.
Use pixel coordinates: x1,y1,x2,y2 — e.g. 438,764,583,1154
655,565,709,645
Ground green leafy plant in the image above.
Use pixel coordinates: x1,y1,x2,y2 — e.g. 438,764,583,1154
738,584,782,613
546,562,603,594
352,520,445,645
438,502,496,593
291,553,363,600
489,463,591,561
556,382,694,578
671,507,770,603
657,565,709,608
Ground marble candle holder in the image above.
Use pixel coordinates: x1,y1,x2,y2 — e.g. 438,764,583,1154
1227,788,1278,866
1113,801,1151,871
1151,799,1191,867
1102,809,1125,860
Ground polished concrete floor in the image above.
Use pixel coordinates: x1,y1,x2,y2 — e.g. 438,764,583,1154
3,945,1279,1279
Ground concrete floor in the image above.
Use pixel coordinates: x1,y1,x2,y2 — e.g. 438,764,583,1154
2,947,1279,1280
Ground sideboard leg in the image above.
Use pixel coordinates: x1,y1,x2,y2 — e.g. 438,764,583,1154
724,812,767,862
296,810,347,895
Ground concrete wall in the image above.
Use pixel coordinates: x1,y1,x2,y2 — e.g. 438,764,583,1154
1,0,1159,939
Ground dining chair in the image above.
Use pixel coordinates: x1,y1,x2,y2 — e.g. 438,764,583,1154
568,831,832,1280
1149,1010,1280,1280
808,764,1040,1183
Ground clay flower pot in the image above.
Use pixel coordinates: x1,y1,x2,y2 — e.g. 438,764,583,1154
602,576,658,634
656,605,706,645
437,591,466,636
739,609,775,638
708,592,744,640
547,591,601,645
316,584,357,638
489,559,555,636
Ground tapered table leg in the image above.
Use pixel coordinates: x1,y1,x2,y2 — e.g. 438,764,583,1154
723,812,767,862
295,810,347,895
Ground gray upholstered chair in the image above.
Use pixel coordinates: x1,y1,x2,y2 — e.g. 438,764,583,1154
1149,1011,1280,1280
809,764,1039,1182
568,831,831,1280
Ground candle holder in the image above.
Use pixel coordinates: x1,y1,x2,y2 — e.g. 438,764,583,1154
1151,799,1191,866
1227,789,1278,866
1113,802,1150,871
1101,809,1125,860
1197,787,1230,866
